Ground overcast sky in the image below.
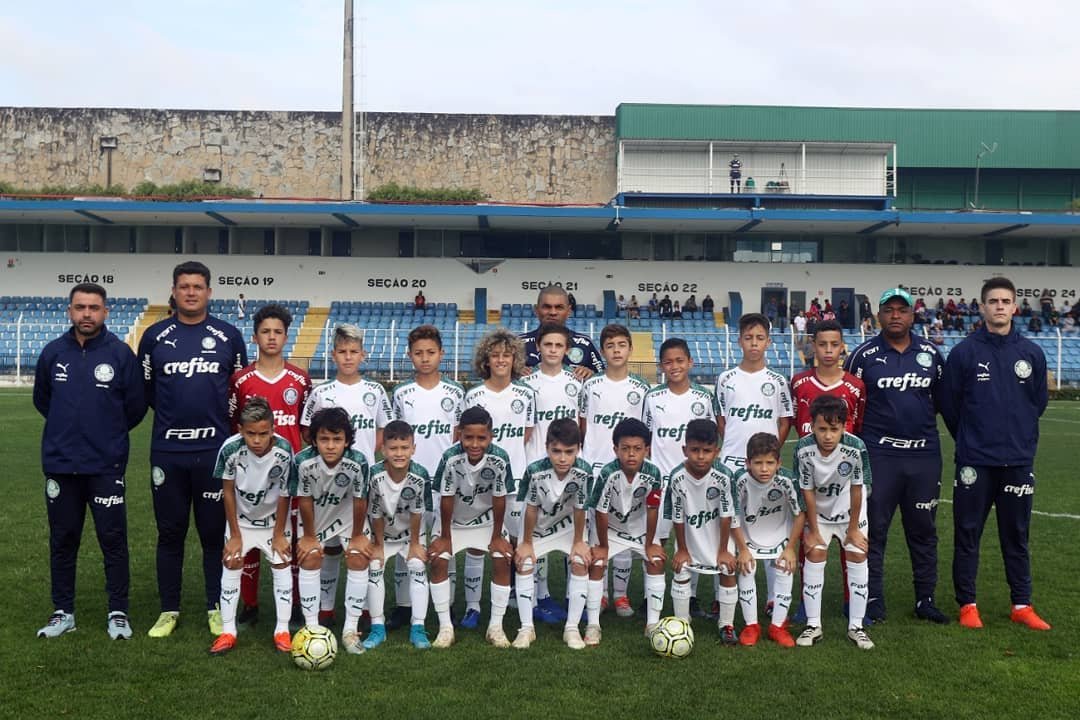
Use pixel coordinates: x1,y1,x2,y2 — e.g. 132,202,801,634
2,0,1077,115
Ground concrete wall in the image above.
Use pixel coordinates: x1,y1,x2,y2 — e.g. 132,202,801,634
0,108,616,203
5,253,1077,315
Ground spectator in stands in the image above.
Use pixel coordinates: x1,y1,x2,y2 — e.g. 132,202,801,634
936,298,945,315
617,294,628,313
414,290,426,312
860,297,874,327
568,292,577,314
954,313,965,332
837,299,852,329
520,284,603,381
764,297,779,327
671,301,682,319
1039,293,1053,323
945,298,958,319
824,299,834,316
1062,312,1077,335
931,321,945,346
861,316,874,335
778,298,788,326
649,293,659,313
969,318,984,334
793,311,808,344
702,294,715,315
914,297,927,315
629,295,640,319
969,298,980,316
729,153,743,193
659,294,673,318
957,299,969,316
1028,315,1042,333
684,295,698,313
1020,299,1032,317
236,293,246,322
810,297,822,316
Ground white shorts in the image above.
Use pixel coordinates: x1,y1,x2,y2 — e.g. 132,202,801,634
529,527,576,562
728,536,792,560
680,561,731,576
606,529,652,562
808,517,868,554
505,497,524,538
445,524,508,556
372,539,416,570
225,525,289,565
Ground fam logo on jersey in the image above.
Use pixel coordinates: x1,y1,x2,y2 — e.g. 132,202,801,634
916,352,933,369
511,399,525,414
1014,360,1033,379
958,466,978,487
706,486,722,500
565,383,579,398
480,467,496,481
567,347,584,364
269,465,285,479
626,390,642,406
93,363,115,383
565,481,580,496
283,387,300,406
837,461,853,477
46,478,61,499
363,392,377,407
441,397,455,412
152,466,166,487
760,382,776,398
334,472,351,488
402,486,417,501
632,485,647,498
691,401,707,417
766,488,782,502
201,336,217,352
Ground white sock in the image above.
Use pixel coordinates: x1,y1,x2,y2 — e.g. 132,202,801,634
644,573,665,626
612,552,632,599
802,559,825,628
367,562,386,625
737,570,759,626
219,566,241,635
672,571,692,621
535,556,550,601
846,560,869,630
464,553,484,612
343,568,369,633
271,566,292,633
586,578,604,626
319,552,341,612
407,558,428,626
515,572,535,629
489,582,510,628
566,574,588,630
298,567,320,627
771,562,793,627
394,563,411,609
717,582,737,627
764,559,777,605
430,579,452,629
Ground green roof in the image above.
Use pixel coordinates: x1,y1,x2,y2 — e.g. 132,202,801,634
615,104,1080,169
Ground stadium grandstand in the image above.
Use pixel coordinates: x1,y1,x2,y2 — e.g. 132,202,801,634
2,103,1080,385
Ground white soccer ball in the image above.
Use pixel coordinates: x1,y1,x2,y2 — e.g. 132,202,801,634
291,624,338,671
649,616,694,659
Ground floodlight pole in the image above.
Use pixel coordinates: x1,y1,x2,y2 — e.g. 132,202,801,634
342,0,355,200
972,141,998,210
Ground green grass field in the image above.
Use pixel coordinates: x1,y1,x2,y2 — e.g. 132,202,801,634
3,389,1078,719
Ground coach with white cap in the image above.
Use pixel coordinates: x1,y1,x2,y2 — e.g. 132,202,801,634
844,287,950,625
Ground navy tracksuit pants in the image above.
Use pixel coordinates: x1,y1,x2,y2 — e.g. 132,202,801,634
866,451,943,606
952,465,1034,606
45,473,129,614
150,450,224,612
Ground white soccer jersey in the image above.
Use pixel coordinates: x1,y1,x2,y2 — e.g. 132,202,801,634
715,367,794,469
517,457,592,538
794,433,871,525
434,443,512,528
301,378,393,466
391,378,465,477
521,368,581,463
731,467,803,558
292,446,369,543
464,380,535,481
213,433,294,528
367,461,429,543
579,373,651,469
642,383,718,477
665,461,737,571
589,459,663,544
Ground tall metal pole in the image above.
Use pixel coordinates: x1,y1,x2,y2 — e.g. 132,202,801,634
341,0,354,200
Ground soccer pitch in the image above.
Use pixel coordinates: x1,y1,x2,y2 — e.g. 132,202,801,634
4,390,1077,719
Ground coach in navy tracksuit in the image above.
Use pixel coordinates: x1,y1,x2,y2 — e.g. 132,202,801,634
138,261,247,637
940,277,1050,631
845,288,949,624
521,284,604,380
33,283,147,639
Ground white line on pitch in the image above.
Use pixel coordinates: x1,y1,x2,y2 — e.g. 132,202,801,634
937,498,1080,520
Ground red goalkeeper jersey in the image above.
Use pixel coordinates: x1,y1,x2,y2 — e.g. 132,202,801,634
228,363,312,451
790,369,866,438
